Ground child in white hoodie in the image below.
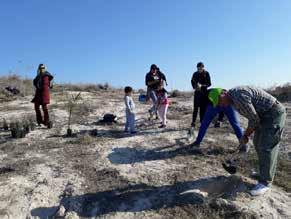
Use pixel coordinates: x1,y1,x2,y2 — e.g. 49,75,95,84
124,86,137,134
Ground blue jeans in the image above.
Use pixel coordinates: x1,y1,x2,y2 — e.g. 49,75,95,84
195,105,243,143
125,110,136,132
149,90,158,114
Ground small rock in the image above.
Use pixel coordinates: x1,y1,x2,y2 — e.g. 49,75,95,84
210,198,238,211
65,212,79,219
180,189,208,198
55,205,66,218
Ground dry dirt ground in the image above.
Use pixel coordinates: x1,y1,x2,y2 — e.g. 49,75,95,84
0,91,290,219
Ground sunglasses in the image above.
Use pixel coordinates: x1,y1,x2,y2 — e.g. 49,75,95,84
40,67,45,69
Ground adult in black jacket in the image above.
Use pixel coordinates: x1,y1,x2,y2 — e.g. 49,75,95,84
145,64,167,119
191,62,211,127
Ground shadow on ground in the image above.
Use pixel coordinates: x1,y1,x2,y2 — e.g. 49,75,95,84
108,145,203,164
31,175,253,218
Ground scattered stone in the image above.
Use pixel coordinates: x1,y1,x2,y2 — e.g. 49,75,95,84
0,166,15,174
209,198,238,212
64,212,79,219
180,189,208,198
55,205,66,218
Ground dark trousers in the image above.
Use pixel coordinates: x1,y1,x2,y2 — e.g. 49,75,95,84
34,103,49,126
192,91,208,126
218,111,224,122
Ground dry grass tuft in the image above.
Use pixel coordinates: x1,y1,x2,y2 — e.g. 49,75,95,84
170,90,193,98
0,74,33,102
267,83,291,102
52,82,113,93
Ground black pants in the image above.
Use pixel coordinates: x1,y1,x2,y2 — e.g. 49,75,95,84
192,91,208,126
218,111,224,122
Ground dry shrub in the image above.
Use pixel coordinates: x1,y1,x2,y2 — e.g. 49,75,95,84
267,83,291,102
170,90,193,98
0,74,33,102
75,134,95,145
52,82,113,93
170,90,182,98
66,93,94,127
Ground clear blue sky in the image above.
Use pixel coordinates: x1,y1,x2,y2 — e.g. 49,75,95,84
1,0,291,90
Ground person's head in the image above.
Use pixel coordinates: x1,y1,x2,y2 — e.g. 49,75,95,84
197,62,204,73
124,86,133,96
37,64,46,75
150,64,158,74
208,88,231,107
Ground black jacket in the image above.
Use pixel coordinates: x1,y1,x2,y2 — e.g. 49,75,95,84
145,71,167,90
191,70,211,93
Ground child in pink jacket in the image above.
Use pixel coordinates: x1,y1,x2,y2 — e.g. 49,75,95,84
156,84,169,128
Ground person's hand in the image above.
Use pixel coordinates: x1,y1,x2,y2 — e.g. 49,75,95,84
239,135,249,145
196,84,201,91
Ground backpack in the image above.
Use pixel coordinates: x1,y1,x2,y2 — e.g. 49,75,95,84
101,114,118,123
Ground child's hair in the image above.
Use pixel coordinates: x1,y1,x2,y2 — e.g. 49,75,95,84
124,86,133,93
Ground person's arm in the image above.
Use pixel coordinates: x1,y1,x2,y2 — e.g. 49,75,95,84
145,74,149,86
195,105,218,143
125,96,133,113
160,72,168,86
145,74,157,86
191,73,199,90
205,72,211,88
235,93,260,144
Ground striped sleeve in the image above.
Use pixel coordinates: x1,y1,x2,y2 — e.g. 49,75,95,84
235,92,260,129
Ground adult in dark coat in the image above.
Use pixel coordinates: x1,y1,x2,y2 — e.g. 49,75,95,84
145,64,167,119
191,62,211,127
31,64,53,128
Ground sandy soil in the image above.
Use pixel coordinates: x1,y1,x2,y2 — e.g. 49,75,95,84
0,91,290,219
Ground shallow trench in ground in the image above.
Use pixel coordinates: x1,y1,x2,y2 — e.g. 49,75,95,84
30,174,254,218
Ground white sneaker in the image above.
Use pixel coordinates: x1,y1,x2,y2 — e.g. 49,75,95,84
250,183,270,196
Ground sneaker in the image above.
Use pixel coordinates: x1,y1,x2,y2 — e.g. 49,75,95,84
130,131,137,134
250,183,270,196
159,125,166,128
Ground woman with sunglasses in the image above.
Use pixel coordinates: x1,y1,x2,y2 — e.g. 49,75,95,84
31,64,54,128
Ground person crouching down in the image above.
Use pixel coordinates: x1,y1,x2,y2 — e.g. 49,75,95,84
124,86,137,134
156,84,169,128
31,64,54,128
